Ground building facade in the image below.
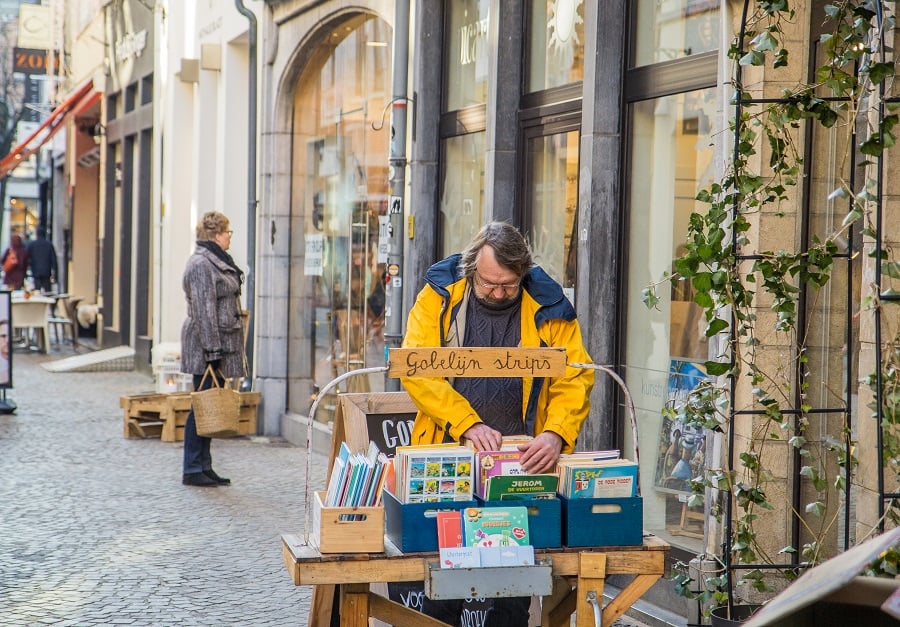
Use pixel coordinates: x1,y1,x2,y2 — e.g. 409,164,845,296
49,0,895,621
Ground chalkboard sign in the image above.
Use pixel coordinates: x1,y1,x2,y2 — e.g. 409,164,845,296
327,391,418,475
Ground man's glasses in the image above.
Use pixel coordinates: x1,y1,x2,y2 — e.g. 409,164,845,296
225,230,234,236
473,272,520,293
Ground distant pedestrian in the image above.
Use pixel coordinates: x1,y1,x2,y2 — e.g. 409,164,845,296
0,318,9,385
2,233,28,290
26,227,58,293
180,211,245,488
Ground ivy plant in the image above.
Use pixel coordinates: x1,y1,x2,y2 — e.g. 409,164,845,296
643,0,900,616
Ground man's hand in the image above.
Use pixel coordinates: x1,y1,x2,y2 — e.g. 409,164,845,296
461,423,503,452
518,432,564,473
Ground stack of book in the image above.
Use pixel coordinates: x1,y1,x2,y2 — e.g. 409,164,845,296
324,441,390,507
556,453,638,499
392,444,476,503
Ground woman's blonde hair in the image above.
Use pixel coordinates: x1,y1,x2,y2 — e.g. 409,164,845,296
195,211,230,241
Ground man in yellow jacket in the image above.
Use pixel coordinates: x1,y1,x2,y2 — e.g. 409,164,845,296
398,222,594,625
402,221,594,473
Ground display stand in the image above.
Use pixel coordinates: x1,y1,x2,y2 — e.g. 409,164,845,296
294,348,663,626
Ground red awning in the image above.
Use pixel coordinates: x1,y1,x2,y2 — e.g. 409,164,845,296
0,80,96,178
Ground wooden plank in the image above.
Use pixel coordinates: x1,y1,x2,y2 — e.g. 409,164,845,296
369,592,452,626
602,574,660,625
340,583,370,627
544,576,576,627
548,548,666,576
388,347,567,378
575,553,606,627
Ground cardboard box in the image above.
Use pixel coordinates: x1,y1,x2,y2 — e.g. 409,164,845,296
561,495,643,547
310,491,384,554
384,489,476,553
476,496,562,548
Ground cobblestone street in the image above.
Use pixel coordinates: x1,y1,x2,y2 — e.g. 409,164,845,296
1,349,651,626
1,350,328,625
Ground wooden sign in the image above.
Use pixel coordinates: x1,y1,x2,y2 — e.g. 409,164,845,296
387,347,567,379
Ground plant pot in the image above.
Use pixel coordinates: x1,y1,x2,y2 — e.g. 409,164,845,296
709,604,763,626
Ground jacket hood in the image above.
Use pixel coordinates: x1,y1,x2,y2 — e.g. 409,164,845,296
424,253,576,324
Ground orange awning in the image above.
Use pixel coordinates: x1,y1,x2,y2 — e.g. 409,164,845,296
0,80,96,178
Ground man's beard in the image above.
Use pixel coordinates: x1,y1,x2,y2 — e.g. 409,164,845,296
475,291,519,309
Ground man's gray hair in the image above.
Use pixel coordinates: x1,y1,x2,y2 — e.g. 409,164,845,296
459,222,533,279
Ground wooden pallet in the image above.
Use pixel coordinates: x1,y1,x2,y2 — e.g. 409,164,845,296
121,390,261,442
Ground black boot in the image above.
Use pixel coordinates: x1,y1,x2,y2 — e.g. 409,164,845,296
183,472,218,487
204,469,231,485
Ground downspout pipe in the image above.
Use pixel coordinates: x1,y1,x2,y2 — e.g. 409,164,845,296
235,0,258,383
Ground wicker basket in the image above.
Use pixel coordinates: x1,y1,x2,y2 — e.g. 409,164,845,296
191,365,241,438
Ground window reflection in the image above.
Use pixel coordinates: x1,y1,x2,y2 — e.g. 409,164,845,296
526,0,585,92
440,133,486,258
526,130,580,299
290,15,392,418
633,0,719,67
625,87,717,552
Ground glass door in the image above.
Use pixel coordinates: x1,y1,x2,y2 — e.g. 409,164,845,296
522,121,580,304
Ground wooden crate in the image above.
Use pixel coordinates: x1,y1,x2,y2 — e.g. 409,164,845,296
120,392,169,439
121,390,261,441
310,491,384,553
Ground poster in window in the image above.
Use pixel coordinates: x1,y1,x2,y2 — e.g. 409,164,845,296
654,359,707,494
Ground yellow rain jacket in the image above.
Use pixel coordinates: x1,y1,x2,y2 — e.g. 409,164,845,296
401,254,594,451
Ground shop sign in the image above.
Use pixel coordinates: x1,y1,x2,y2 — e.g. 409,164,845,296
459,16,489,65
13,48,59,75
304,233,324,276
378,215,390,263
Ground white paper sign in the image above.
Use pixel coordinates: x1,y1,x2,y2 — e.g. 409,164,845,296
378,215,390,263
304,233,324,276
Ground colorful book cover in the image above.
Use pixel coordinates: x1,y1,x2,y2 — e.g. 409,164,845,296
476,450,526,498
399,445,475,503
436,511,463,548
562,461,639,498
462,506,530,548
483,474,559,501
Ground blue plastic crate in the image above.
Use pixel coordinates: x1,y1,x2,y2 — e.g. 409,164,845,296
475,496,562,548
561,496,643,547
383,490,477,553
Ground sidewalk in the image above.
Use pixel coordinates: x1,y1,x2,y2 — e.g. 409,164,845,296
0,349,651,626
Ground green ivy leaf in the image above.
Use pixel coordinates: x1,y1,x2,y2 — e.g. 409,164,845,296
867,62,895,85
740,50,766,66
705,361,731,376
641,287,660,310
705,318,729,337
805,501,825,517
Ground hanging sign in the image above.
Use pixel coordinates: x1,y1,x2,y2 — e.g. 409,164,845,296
388,347,567,379
378,215,390,263
304,233,324,276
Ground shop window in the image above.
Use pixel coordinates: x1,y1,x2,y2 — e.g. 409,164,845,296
624,87,717,551
525,0,585,93
439,132,486,258
632,0,719,67
290,14,393,418
443,0,490,111
524,128,580,297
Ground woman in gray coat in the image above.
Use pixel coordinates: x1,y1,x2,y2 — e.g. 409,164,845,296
180,211,245,487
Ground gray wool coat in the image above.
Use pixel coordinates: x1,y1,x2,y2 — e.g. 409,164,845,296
180,246,245,378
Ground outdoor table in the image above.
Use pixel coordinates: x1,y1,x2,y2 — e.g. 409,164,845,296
11,295,55,353
281,533,670,627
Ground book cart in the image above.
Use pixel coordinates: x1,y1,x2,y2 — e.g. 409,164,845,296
282,348,670,626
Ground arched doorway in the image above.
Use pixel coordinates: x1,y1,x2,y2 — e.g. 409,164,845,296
288,13,392,421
